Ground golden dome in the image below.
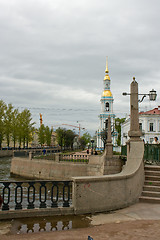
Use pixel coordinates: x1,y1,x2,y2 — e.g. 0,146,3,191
102,90,112,97
104,74,110,81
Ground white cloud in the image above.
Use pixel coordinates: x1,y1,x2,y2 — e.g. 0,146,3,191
0,0,160,134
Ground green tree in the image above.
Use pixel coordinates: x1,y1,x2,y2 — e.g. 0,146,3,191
79,132,91,149
17,109,35,148
17,112,23,148
0,100,7,149
38,124,46,146
115,118,126,146
11,109,19,149
4,103,13,148
64,130,76,149
56,128,76,150
21,109,35,148
0,100,35,148
55,127,67,150
45,126,53,146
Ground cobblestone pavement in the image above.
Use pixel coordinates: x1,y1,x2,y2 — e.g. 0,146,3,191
1,203,160,240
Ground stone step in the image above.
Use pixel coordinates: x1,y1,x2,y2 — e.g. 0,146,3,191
140,165,160,202
145,175,160,181
145,165,160,171
145,180,160,187
142,191,160,198
143,185,160,192
139,196,160,204
145,170,160,176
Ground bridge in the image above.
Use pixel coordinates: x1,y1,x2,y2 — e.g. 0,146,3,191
1,143,159,220
0,79,154,220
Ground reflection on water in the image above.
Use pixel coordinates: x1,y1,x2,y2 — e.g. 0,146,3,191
0,157,12,181
0,157,21,181
0,215,91,235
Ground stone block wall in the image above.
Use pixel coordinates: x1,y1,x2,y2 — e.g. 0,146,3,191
72,141,144,214
10,153,123,180
0,150,13,158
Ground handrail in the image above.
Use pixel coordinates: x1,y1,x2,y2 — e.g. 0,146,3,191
0,180,72,211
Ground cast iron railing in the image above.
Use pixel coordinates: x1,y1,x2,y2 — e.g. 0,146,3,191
13,148,60,158
121,145,127,156
144,144,160,164
0,180,72,211
121,144,160,165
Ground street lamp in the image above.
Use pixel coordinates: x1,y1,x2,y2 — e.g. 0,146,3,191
149,89,157,101
123,87,157,103
122,77,157,141
91,139,94,155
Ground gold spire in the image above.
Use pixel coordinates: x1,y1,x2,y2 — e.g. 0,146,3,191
104,56,110,80
105,56,109,73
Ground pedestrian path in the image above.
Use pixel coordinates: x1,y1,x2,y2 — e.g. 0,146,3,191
91,202,160,225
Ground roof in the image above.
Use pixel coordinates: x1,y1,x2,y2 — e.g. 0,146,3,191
102,90,112,97
139,107,160,115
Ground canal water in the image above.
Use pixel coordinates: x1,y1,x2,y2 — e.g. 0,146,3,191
0,157,13,181
0,157,91,235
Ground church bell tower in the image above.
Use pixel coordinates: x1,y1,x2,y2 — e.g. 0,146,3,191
97,58,117,149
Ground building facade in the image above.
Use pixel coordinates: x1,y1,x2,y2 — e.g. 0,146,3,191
97,59,117,150
121,106,160,145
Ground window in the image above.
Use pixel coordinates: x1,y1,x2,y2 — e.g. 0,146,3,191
149,123,154,132
106,83,109,89
105,102,109,111
139,123,142,131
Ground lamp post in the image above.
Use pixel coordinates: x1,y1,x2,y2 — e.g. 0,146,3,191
87,143,90,154
87,142,90,149
91,139,94,155
122,77,157,141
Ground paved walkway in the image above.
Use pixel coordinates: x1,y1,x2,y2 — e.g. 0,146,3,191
1,202,160,239
91,202,160,225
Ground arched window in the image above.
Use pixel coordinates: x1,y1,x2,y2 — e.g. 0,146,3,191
105,102,109,111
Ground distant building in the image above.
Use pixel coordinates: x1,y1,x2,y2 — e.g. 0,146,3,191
121,106,160,145
97,58,118,150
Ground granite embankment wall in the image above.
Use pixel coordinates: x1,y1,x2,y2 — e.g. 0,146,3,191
8,141,144,216
0,150,13,158
10,154,122,180
72,141,144,214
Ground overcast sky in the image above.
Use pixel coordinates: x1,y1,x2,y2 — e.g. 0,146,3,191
0,0,160,135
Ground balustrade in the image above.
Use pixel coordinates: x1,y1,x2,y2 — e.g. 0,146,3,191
61,154,89,162
0,180,72,211
13,148,60,158
121,144,160,164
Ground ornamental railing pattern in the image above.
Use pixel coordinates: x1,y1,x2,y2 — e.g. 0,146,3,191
60,154,89,163
121,144,160,165
144,144,160,164
13,148,60,158
0,180,72,211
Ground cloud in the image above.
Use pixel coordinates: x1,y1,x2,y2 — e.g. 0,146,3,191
0,0,160,134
